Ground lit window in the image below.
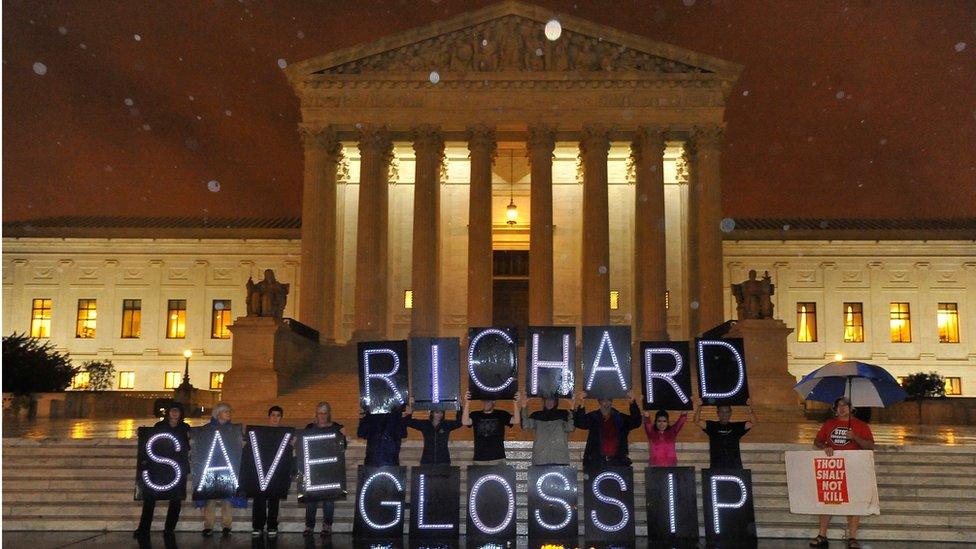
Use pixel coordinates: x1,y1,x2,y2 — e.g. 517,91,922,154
404,290,413,309
211,300,232,339
609,290,621,311
937,303,960,343
30,298,53,338
75,299,97,338
166,300,187,339
210,372,225,390
945,377,962,396
164,371,182,389
118,371,135,390
842,302,864,343
890,302,912,343
796,302,817,342
121,299,142,338
72,371,91,390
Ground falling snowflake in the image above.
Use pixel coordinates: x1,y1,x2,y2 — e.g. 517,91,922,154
124,98,134,106
133,34,141,41
32,62,47,75
742,90,750,96
297,30,305,39
954,42,967,53
224,110,232,116
719,218,736,233
429,70,440,84
277,58,288,69
835,91,845,99
690,300,700,310
544,19,562,41
58,26,67,35
682,0,696,6
207,180,221,193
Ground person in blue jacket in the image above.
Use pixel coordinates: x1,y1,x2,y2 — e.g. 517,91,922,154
357,402,410,466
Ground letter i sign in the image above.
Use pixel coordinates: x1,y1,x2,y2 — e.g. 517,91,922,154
814,457,849,504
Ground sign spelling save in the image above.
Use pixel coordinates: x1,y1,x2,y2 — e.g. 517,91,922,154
814,457,849,504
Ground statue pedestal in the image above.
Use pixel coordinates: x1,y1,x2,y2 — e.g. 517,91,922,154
726,319,803,418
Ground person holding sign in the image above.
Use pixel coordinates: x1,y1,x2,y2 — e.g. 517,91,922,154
357,403,409,466
133,402,190,538
694,396,757,469
196,402,246,537
810,397,874,549
518,392,575,465
574,391,642,470
249,406,288,538
643,409,688,467
302,402,346,537
406,396,464,464
462,390,521,463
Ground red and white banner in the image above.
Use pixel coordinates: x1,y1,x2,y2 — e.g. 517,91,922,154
785,450,880,516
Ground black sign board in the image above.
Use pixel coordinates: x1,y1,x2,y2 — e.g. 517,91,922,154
640,341,693,411
584,466,636,543
354,465,407,538
645,466,699,543
582,326,631,399
702,469,757,544
527,465,578,541
359,340,409,413
241,426,294,498
296,428,347,501
411,337,461,411
696,338,749,406
466,464,517,540
410,465,461,538
526,327,576,398
135,426,188,501
467,327,518,400
190,423,242,501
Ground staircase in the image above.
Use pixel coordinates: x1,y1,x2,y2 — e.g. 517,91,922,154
4,438,975,542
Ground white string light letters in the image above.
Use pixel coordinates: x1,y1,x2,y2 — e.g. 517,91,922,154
249,430,291,492
430,344,441,404
197,430,239,493
644,348,689,405
589,471,631,533
358,471,404,530
416,474,453,530
467,329,515,393
533,471,573,531
697,340,745,399
667,472,678,534
363,348,405,406
303,433,340,492
468,474,515,535
710,474,748,535
141,432,183,492
585,330,628,392
531,333,572,396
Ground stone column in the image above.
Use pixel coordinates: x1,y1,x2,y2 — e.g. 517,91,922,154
411,125,445,337
692,125,726,333
632,126,669,341
298,124,342,341
467,126,496,328
528,126,556,326
353,127,393,340
580,127,611,326
683,140,700,338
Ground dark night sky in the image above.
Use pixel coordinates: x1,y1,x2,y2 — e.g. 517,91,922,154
3,0,975,223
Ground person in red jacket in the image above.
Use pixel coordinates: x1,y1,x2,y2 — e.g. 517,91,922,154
643,409,688,467
809,397,875,549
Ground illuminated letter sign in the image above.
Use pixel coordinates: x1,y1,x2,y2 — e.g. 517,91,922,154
358,340,409,413
354,466,406,538
136,426,187,500
584,466,636,542
582,326,631,399
527,465,578,541
466,464,517,540
640,341,693,411
645,467,698,543
296,428,347,501
526,327,575,399
697,338,749,405
410,465,460,538
240,426,294,497
702,469,756,544
467,327,518,400
190,423,242,500
410,337,461,411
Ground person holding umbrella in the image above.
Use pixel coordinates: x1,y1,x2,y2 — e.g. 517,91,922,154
809,396,874,549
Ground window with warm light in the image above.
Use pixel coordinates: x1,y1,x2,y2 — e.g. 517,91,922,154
842,302,864,343
796,302,817,342
164,371,182,389
404,290,413,309
75,299,97,338
211,300,232,339
945,377,962,396
889,302,912,343
121,299,142,338
609,290,621,310
118,371,135,390
166,300,187,339
210,372,225,390
30,298,53,338
937,302,960,343
72,371,91,390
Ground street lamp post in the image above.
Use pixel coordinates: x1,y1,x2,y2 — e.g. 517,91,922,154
181,349,192,386
175,349,195,407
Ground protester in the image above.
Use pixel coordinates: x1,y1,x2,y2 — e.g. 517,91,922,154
462,390,521,463
809,396,874,549
133,402,190,538
694,397,757,469
357,402,410,466
405,397,463,464
302,401,345,537
250,405,286,538
197,401,246,537
518,392,575,465
574,391,643,470
643,408,688,467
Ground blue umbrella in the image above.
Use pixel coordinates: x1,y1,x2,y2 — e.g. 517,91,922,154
793,360,907,408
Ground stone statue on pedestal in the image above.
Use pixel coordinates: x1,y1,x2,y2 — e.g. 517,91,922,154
732,269,775,320
246,269,289,318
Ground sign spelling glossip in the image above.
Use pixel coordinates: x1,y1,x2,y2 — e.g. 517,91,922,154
466,464,518,540
410,337,461,411
526,327,575,399
640,341,693,411
645,466,699,543
467,327,519,400
696,338,749,406
135,426,188,501
410,465,461,538
702,468,757,544
582,326,631,399
584,466,636,542
358,340,409,413
354,465,407,538
527,465,578,541
296,427,347,501
240,426,294,498
190,423,242,501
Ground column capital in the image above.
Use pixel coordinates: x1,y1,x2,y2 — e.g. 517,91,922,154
579,126,610,155
632,125,667,158
412,124,445,157
466,125,497,157
298,124,343,158
527,125,556,153
357,126,393,159
690,124,725,149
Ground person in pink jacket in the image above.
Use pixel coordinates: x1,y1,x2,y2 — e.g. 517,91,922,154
643,409,688,467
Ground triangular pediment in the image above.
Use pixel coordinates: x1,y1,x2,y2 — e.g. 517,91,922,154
286,1,741,81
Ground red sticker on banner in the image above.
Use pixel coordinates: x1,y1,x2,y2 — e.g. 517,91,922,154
814,457,849,504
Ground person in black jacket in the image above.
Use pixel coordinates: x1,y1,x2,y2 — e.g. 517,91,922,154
574,391,642,470
405,397,463,464
357,403,410,466
302,401,346,537
134,402,191,538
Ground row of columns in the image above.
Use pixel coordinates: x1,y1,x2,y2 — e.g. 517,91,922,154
298,124,724,343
